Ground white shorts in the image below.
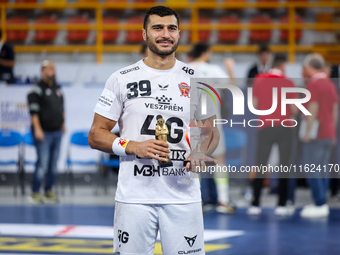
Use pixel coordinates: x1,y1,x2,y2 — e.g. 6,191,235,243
113,201,205,255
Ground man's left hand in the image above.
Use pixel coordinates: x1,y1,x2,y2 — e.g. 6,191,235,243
185,153,217,172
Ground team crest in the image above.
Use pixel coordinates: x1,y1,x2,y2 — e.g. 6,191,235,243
179,82,190,98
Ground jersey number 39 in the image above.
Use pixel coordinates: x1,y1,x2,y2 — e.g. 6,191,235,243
127,80,151,99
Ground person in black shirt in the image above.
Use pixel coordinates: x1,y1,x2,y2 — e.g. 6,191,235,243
0,31,15,84
27,60,65,204
246,44,272,87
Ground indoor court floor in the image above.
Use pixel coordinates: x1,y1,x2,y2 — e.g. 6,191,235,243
0,186,339,255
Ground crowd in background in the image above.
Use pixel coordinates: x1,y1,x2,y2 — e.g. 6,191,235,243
1,38,339,218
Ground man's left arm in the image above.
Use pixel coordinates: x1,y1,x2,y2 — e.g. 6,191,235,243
333,103,338,129
61,91,66,133
303,102,319,142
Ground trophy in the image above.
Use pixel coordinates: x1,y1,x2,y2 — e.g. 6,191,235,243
183,123,216,169
155,115,173,167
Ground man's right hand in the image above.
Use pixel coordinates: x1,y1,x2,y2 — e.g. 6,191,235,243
126,139,170,162
35,128,45,141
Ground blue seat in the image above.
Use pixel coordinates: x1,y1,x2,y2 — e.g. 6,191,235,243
23,131,35,166
0,129,23,195
17,131,37,195
100,157,119,168
66,130,98,193
95,153,120,195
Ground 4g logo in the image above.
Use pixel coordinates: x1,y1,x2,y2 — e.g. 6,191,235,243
182,66,194,75
141,115,184,143
118,229,129,244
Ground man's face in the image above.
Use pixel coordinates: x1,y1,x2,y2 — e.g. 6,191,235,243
302,65,314,79
143,15,180,56
259,51,270,65
42,63,56,82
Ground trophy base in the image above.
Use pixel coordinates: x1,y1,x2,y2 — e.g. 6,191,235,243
183,160,216,167
158,159,173,168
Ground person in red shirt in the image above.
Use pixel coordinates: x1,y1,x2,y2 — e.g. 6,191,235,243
300,53,339,218
248,54,298,216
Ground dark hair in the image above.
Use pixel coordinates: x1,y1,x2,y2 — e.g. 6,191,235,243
190,42,210,59
258,44,270,54
143,6,180,30
272,54,287,68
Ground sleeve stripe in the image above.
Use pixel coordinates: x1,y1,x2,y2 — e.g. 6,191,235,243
29,103,40,112
28,85,43,96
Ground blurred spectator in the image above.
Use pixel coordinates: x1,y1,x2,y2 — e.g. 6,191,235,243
248,54,298,216
300,53,338,218
0,31,15,84
188,42,235,214
27,60,65,204
330,64,339,79
246,44,272,87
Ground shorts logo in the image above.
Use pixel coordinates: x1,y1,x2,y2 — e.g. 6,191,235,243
179,82,190,98
118,229,129,244
184,235,197,247
118,138,128,148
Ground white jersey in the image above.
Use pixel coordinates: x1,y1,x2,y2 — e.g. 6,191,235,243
94,59,214,204
189,62,229,79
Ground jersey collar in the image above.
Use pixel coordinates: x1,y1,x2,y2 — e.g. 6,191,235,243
139,58,179,74
311,72,328,79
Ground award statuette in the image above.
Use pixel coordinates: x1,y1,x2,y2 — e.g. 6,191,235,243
155,115,173,167
183,126,216,169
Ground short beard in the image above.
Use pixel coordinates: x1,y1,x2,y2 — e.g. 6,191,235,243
146,34,179,56
46,75,56,86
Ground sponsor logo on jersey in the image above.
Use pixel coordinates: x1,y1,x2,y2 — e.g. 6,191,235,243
184,235,197,247
170,149,186,161
134,165,186,177
56,88,62,97
156,95,172,105
118,138,128,148
145,95,183,112
120,66,140,75
136,149,186,161
118,229,129,244
98,95,113,107
179,82,190,98
45,88,52,96
158,84,169,91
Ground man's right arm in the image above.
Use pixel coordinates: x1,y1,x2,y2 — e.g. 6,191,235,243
88,113,170,161
28,86,44,141
31,114,44,141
